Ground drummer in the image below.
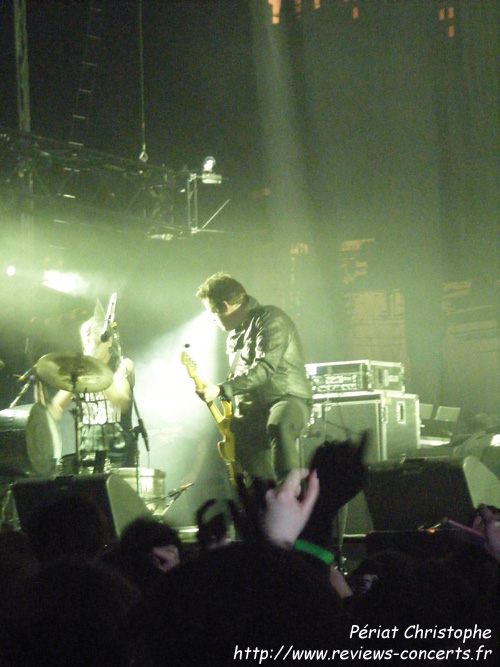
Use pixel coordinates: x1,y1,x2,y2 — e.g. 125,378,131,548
49,306,135,473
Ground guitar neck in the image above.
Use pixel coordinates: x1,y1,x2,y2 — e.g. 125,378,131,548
181,352,227,425
190,370,224,423
206,400,224,424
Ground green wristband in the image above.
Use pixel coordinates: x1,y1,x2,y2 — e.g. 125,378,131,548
293,539,335,566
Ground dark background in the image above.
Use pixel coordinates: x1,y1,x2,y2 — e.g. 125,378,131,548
0,0,499,523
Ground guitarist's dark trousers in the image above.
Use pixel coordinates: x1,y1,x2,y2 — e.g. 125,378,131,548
231,396,311,484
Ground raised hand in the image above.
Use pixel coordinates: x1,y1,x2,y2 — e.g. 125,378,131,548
262,469,320,547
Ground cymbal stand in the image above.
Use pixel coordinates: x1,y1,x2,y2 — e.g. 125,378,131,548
70,374,83,475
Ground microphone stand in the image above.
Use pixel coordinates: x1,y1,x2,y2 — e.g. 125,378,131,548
160,483,194,519
113,322,150,499
9,375,33,408
131,397,150,498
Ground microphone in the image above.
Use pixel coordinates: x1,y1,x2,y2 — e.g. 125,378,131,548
100,293,117,342
148,233,174,242
167,482,194,498
160,482,195,519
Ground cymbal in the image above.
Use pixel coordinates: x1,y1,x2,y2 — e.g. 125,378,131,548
35,353,113,393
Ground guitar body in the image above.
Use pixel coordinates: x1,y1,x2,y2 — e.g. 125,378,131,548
181,351,237,481
216,399,235,464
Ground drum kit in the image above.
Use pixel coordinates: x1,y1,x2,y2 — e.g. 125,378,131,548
37,352,117,474
0,353,113,478
0,353,188,516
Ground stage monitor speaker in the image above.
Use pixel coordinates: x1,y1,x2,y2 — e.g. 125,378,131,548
365,530,459,560
341,491,374,536
364,455,500,532
10,473,152,542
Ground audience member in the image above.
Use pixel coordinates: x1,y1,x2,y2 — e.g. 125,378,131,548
298,433,368,550
102,517,182,595
25,494,107,564
473,504,500,563
0,557,139,667
0,431,496,666
196,498,234,550
0,529,39,615
125,541,349,667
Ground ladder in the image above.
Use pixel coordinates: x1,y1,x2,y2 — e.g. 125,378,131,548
69,0,107,149
62,0,107,201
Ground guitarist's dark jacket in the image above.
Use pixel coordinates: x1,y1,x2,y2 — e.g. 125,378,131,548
218,296,312,418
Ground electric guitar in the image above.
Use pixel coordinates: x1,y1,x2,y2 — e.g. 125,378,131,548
181,351,236,478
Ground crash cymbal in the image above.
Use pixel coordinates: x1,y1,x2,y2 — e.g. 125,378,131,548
35,353,113,393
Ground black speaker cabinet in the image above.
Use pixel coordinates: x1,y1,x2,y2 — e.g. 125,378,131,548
339,491,374,536
302,391,420,464
301,392,420,536
9,473,152,541
364,455,500,532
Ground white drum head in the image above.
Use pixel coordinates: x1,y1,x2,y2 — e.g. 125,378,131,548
26,403,62,475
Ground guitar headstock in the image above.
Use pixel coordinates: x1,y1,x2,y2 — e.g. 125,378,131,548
180,350,197,379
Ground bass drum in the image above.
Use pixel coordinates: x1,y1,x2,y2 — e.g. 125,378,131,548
0,403,62,476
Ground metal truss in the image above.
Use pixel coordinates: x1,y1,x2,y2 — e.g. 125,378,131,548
0,129,194,242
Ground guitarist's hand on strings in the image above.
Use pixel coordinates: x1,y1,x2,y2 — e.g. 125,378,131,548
196,382,220,403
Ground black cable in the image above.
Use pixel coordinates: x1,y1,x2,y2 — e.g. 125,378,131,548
137,0,148,163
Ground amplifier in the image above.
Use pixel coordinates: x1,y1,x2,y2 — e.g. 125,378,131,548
302,391,420,462
305,360,405,399
301,391,420,536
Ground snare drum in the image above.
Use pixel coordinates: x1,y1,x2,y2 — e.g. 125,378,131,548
0,403,62,476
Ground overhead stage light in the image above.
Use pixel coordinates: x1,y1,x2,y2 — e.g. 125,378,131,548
201,156,222,185
203,156,216,172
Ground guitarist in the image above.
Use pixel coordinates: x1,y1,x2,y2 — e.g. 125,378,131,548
195,272,312,485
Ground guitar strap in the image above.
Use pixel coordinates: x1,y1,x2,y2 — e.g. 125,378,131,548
227,348,242,381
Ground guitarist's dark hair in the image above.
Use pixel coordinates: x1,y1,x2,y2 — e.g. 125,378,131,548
196,272,247,313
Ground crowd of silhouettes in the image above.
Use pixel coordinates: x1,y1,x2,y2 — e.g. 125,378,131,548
0,434,498,665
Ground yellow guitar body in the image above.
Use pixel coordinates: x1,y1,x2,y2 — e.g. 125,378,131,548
181,351,236,481
216,398,235,464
